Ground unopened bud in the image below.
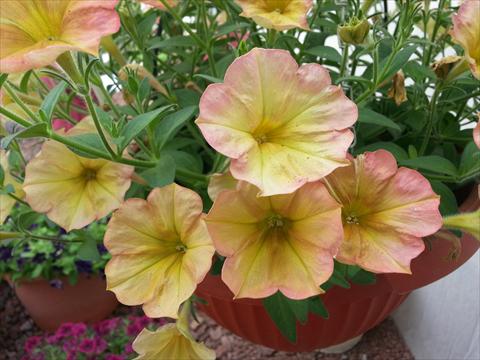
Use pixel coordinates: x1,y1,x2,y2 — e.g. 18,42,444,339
338,17,370,45
442,209,480,242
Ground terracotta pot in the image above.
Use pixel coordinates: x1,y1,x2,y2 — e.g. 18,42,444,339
196,191,479,352
9,274,118,331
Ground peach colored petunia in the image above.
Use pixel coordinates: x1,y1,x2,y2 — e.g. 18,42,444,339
0,150,25,223
0,0,120,73
235,0,312,31
474,114,480,149
196,48,357,196
104,184,214,318
23,121,133,231
205,181,343,299
140,0,178,10
207,171,238,202
324,150,442,274
450,0,480,79
133,325,215,360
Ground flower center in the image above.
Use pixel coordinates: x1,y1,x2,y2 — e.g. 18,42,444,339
345,214,360,225
266,214,285,228
255,133,268,144
83,169,97,181
175,244,187,253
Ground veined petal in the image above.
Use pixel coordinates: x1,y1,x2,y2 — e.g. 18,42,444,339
205,181,343,299
0,0,120,73
104,184,214,318
450,0,480,79
133,325,215,360
197,48,357,196
236,0,313,31
325,150,442,274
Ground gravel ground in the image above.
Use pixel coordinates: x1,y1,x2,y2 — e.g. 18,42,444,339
0,281,413,359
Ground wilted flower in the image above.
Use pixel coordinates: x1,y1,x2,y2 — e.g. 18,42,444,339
132,325,215,360
432,55,463,80
0,0,121,73
104,184,214,318
205,181,343,299
324,150,442,273
338,17,370,45
387,70,408,106
196,48,357,196
1,150,25,223
23,121,133,231
235,0,312,31
450,0,480,79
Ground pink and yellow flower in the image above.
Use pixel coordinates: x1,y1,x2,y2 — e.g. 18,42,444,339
0,150,25,223
23,121,133,231
0,0,120,73
450,0,480,79
133,325,215,360
207,171,237,202
205,181,343,299
196,48,357,196
324,150,442,274
474,114,480,149
104,184,214,318
235,0,312,31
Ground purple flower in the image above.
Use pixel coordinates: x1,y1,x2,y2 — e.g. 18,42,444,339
24,336,41,353
32,253,46,264
126,323,142,337
97,244,108,254
94,337,107,354
75,260,93,274
49,279,63,289
66,351,77,360
71,323,87,336
0,246,12,261
105,355,125,360
124,343,134,355
56,323,75,338
136,316,151,328
78,338,96,354
94,318,120,335
46,334,60,345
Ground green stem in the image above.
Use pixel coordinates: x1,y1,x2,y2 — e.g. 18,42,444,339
339,45,349,77
266,29,278,48
83,94,117,158
423,0,446,66
0,106,32,128
418,84,442,156
3,83,40,123
56,52,84,85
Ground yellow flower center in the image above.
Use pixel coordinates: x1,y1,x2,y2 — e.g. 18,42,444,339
255,133,268,144
345,214,360,225
261,0,290,13
83,168,97,181
175,244,187,253
267,214,285,228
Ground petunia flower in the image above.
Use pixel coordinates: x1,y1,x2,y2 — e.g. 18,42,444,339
0,0,120,73
140,0,178,10
132,324,215,360
23,121,133,231
474,114,480,149
323,150,442,274
207,171,237,202
196,48,357,196
235,0,313,31
104,184,214,318
0,150,25,223
205,181,343,299
450,0,480,79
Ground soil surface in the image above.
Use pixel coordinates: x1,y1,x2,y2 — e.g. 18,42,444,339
0,280,413,359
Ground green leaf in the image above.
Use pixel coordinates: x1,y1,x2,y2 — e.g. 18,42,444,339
458,142,480,177
350,269,376,285
67,133,108,158
403,61,436,81
40,82,68,121
77,236,101,262
0,123,48,149
304,45,342,63
118,106,174,151
308,297,328,319
399,156,458,177
20,71,33,93
216,22,250,37
193,74,223,83
0,73,8,89
379,45,417,83
356,142,408,161
155,106,197,151
84,58,99,90
358,108,401,131
430,181,458,216
140,155,176,188
94,105,113,133
263,292,301,343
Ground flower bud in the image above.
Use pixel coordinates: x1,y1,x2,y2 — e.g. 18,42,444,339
338,17,370,45
442,209,480,242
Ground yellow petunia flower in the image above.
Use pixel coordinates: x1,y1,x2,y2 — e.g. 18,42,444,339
324,150,443,274
235,0,312,31
23,121,133,231
0,0,120,73
104,184,215,318
196,48,357,196
205,181,343,300
0,150,25,223
450,0,480,79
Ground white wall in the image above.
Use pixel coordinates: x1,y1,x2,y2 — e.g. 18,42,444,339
393,253,480,360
